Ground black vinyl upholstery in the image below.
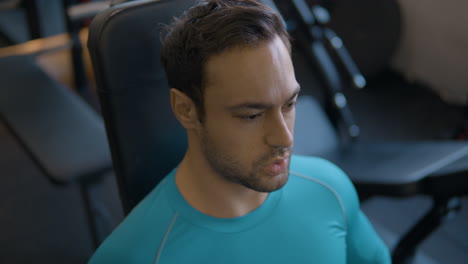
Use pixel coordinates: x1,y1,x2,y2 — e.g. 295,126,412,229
0,54,117,248
88,0,196,212
0,55,111,183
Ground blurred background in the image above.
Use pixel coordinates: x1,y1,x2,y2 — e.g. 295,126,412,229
0,0,467,263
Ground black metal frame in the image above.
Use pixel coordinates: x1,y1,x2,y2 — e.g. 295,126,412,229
23,0,42,40
392,196,461,263
62,0,90,99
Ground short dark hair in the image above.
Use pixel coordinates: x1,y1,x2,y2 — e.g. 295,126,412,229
160,0,290,121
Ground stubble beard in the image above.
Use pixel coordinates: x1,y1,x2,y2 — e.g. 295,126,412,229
200,129,291,193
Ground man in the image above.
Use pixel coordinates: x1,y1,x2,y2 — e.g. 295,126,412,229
89,0,391,263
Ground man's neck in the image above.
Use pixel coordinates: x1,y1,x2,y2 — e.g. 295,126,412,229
175,152,268,219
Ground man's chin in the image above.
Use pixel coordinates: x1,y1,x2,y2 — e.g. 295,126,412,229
250,171,290,193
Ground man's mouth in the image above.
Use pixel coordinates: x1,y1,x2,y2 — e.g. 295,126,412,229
263,157,289,176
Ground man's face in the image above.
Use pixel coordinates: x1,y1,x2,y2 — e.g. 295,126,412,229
199,36,300,193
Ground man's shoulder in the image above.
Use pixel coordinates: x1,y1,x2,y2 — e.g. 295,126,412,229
88,175,176,263
289,155,360,220
290,155,350,189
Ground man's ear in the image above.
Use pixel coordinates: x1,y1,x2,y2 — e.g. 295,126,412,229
170,88,200,129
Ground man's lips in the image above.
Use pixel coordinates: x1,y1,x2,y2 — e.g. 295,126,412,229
263,157,289,175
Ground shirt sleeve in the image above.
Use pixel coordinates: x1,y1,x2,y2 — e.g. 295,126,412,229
291,155,391,264
320,159,391,264
346,209,391,264
321,158,391,264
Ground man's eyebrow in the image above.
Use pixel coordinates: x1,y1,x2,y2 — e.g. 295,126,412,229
289,85,301,101
227,85,301,111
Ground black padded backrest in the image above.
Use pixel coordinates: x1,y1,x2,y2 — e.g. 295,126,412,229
0,55,111,183
88,0,197,213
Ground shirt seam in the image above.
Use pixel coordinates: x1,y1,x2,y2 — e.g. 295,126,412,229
154,212,179,264
290,171,348,229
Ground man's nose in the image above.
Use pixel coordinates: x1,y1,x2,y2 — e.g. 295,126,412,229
265,112,294,148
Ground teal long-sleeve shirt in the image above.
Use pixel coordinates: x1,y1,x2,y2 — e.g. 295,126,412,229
89,155,391,263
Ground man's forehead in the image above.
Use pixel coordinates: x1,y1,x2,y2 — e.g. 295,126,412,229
203,37,296,102
203,44,268,87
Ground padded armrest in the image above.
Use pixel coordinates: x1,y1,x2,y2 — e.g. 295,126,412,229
295,96,468,197
0,55,112,183
327,142,468,183
326,142,468,196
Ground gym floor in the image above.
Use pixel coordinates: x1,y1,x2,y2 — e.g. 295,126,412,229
1,2,467,263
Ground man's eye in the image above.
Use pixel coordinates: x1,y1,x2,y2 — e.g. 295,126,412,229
285,101,296,110
241,113,262,120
